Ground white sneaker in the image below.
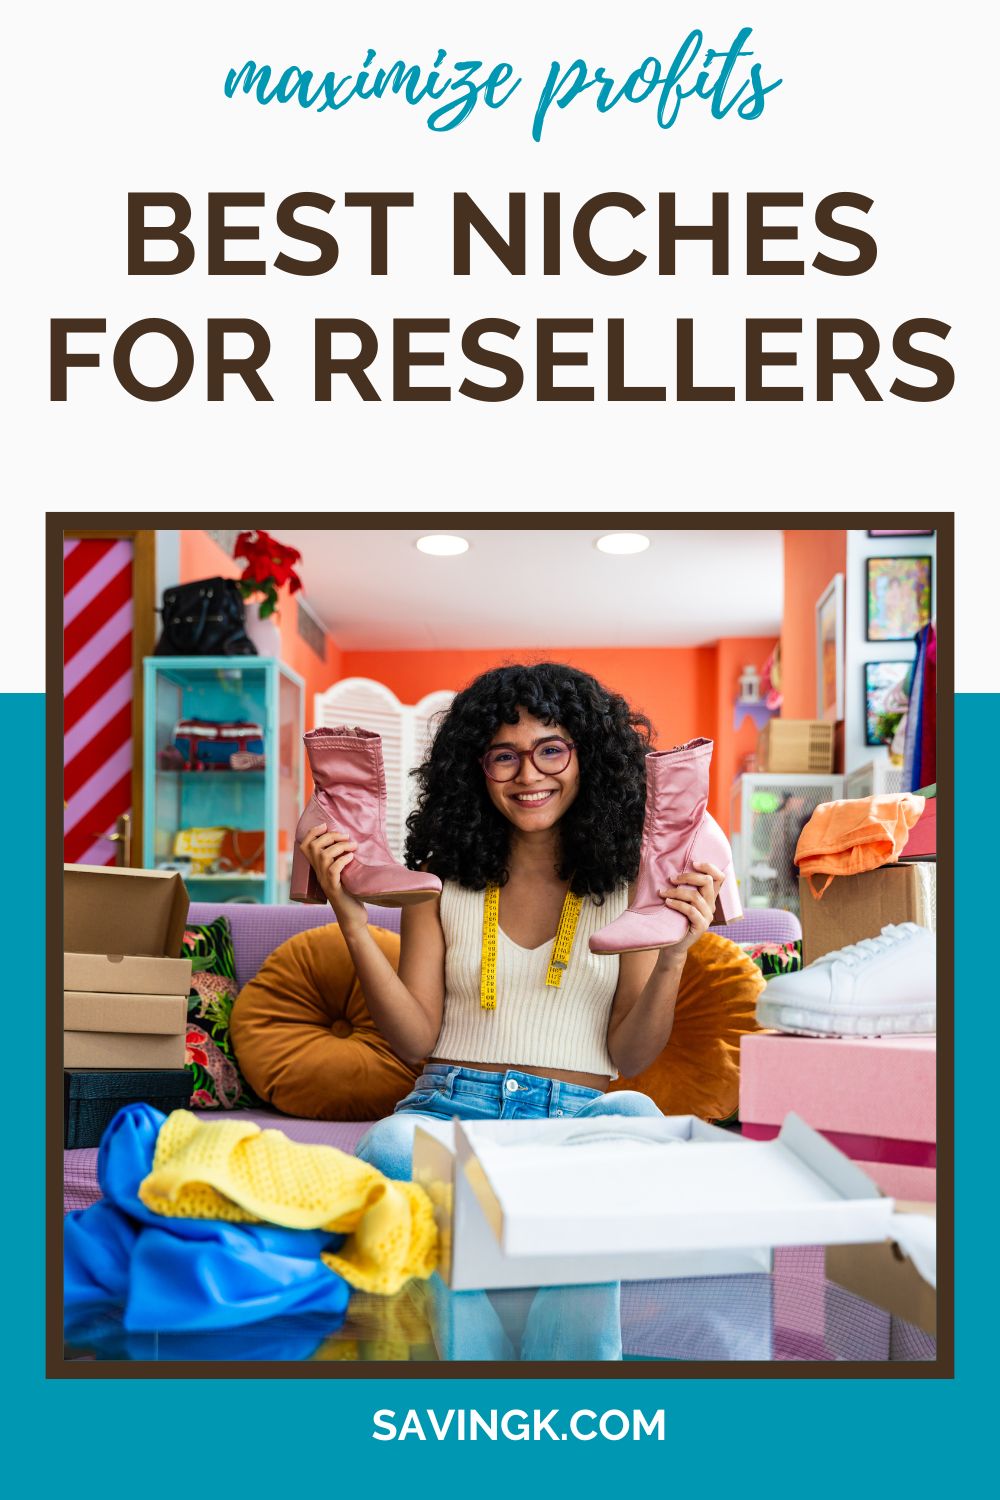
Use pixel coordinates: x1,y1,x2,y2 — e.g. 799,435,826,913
756,922,936,1038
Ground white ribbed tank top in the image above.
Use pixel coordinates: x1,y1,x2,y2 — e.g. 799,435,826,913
432,879,629,1079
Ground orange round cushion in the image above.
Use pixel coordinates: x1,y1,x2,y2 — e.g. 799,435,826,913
229,924,418,1121
610,931,765,1122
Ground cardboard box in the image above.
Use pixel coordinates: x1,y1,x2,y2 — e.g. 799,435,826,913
64,1031,187,1069
740,1034,936,1201
758,720,835,774
64,991,188,1034
799,862,935,963
64,1067,193,1148
413,1112,894,1291
64,864,192,995
826,1202,936,1337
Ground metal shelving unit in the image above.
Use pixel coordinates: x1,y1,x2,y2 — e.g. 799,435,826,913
730,772,844,918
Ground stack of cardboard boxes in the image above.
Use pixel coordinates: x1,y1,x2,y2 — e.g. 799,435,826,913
64,865,194,1147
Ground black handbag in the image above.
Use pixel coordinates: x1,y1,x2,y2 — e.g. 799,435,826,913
154,577,258,657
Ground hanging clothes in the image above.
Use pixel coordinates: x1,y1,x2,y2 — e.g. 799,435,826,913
903,623,936,792
918,624,937,789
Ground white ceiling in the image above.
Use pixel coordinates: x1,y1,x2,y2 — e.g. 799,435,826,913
277,528,783,650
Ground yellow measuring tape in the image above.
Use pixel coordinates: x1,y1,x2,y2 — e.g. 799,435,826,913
480,883,584,1010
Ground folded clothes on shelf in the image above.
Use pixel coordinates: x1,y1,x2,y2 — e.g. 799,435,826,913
162,719,266,771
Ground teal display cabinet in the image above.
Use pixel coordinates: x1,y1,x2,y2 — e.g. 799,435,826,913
142,657,304,904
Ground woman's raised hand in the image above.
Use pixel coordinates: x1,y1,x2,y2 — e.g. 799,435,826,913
298,825,369,933
656,860,726,959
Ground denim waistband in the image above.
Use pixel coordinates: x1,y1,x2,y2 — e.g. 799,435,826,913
416,1063,602,1109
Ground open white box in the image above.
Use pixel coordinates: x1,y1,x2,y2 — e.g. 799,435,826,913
413,1112,895,1291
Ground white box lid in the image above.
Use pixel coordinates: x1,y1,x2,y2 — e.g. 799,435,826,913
456,1112,894,1258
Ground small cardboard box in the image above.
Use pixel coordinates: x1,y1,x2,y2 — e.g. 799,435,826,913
758,720,835,774
64,991,188,1034
826,1202,936,1337
740,1035,936,1201
413,1112,894,1291
64,1031,187,1069
64,864,193,996
799,862,935,963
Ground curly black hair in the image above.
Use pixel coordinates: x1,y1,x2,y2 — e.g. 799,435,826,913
405,662,653,899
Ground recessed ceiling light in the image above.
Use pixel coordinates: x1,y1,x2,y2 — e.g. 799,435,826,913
595,533,651,555
415,534,470,557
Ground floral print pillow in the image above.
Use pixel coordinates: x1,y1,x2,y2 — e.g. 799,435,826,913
737,940,803,979
181,917,258,1110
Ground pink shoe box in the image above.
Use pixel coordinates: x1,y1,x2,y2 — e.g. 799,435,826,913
901,797,937,860
739,1034,936,1202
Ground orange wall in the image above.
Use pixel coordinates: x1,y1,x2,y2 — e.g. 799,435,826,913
710,637,782,815
341,642,775,821
781,529,847,720
174,533,806,823
341,648,701,742
178,531,341,729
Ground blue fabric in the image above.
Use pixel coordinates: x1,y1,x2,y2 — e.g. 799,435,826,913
64,1104,351,1333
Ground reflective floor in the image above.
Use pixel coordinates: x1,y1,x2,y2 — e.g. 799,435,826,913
64,1253,936,1363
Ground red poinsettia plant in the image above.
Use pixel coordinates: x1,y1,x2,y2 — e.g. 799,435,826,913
233,530,303,619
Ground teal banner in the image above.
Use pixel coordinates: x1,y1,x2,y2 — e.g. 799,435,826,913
10,692,980,1494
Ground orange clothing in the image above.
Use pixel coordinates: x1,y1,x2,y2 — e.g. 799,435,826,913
795,794,925,898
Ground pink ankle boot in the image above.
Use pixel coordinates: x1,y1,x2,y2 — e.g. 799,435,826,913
290,726,442,907
589,738,741,955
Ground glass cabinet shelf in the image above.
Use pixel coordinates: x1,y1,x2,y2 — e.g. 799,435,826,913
143,656,304,904
156,770,267,779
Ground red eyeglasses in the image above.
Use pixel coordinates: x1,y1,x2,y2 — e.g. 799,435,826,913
479,738,577,783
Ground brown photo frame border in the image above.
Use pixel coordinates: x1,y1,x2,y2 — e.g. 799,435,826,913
46,511,955,1381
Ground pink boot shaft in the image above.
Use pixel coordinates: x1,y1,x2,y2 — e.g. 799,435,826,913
290,726,442,906
589,737,741,955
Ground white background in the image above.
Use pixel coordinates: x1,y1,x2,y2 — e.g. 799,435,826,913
5,1,995,691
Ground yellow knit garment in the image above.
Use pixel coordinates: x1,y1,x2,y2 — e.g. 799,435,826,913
137,1111,438,1296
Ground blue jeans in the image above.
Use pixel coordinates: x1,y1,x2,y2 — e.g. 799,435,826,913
355,1063,662,1181
355,1065,662,1361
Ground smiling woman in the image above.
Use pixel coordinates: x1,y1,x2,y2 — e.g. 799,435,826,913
406,663,646,901
296,660,731,1188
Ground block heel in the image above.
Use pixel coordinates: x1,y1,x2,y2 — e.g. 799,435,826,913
290,843,326,904
715,865,743,925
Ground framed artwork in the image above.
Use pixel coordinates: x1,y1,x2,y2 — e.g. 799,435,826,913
867,529,935,537
815,573,845,722
864,661,910,746
866,555,933,641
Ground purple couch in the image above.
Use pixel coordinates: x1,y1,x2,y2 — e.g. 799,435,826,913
63,902,800,1215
